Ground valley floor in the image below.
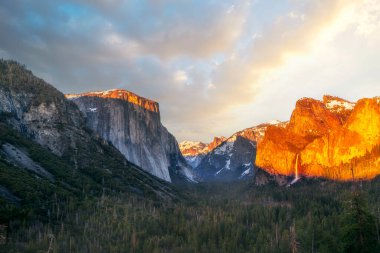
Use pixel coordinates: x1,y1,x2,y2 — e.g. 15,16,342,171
1,178,380,253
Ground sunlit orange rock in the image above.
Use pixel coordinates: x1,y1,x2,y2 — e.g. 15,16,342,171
207,137,227,152
301,97,380,180
255,126,309,176
256,95,380,180
179,141,208,157
323,95,355,123
287,97,342,138
66,89,159,113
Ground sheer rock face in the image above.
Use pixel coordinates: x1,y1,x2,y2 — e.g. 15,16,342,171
256,96,380,180
67,90,194,182
301,97,380,180
194,135,256,181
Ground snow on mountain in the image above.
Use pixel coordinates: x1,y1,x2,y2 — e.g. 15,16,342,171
179,141,207,156
179,137,227,168
189,120,286,181
214,138,235,155
324,96,355,112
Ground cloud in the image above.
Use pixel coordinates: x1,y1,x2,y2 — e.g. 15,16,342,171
74,0,250,59
168,0,356,126
0,0,378,142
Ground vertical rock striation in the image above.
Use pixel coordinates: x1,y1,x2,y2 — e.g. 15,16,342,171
67,89,194,182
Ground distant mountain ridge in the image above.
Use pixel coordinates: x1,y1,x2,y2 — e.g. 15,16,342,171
180,120,287,181
179,137,226,168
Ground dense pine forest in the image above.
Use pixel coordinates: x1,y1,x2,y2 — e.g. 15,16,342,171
1,177,379,253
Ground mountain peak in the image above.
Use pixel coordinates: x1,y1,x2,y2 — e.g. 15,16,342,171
66,89,159,113
207,136,227,151
179,141,207,156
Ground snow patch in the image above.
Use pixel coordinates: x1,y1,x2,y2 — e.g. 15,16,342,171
224,159,231,170
66,89,119,100
214,140,234,155
268,120,281,125
326,99,355,112
184,155,204,168
90,89,118,96
88,107,97,112
240,168,251,177
215,168,224,175
179,141,208,156
239,163,253,179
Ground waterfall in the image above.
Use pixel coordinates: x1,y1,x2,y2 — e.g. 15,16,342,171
295,154,299,179
288,154,301,186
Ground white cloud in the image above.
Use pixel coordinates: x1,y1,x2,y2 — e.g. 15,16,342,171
174,70,188,83
355,0,380,36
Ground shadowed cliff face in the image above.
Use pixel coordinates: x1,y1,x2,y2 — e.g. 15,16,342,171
67,90,194,183
256,96,380,180
181,121,287,181
194,135,256,181
0,64,86,158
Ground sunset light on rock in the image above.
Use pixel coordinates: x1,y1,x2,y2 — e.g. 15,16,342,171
0,0,379,252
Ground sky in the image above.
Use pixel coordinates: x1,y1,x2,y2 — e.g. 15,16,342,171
0,0,379,142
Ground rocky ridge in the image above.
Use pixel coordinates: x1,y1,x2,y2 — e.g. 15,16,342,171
181,121,286,181
179,137,226,168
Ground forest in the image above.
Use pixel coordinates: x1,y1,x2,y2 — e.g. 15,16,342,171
1,176,379,253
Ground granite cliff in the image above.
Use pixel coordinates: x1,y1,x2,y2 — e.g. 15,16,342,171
67,89,194,182
256,95,380,180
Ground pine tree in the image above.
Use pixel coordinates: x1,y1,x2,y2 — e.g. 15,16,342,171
290,222,299,253
342,191,380,253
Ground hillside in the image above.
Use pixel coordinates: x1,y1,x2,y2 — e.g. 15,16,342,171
0,60,180,223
